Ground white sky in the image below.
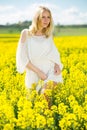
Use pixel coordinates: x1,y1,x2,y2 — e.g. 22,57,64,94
0,0,87,25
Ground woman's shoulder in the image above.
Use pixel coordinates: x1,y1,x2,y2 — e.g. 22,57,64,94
21,29,29,36
47,34,53,41
20,29,29,43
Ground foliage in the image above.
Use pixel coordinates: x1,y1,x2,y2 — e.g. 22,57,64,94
0,22,87,36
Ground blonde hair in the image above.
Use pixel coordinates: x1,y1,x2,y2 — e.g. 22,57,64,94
28,6,54,37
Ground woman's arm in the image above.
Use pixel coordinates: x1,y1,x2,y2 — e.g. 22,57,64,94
26,61,47,80
48,36,63,71
21,30,47,80
54,63,61,75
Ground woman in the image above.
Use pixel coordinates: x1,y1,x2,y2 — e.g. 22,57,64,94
16,6,63,93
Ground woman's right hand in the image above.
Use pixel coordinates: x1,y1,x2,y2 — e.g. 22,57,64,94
37,70,48,80
26,61,47,80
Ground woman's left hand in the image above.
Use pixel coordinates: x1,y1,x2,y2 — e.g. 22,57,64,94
54,63,61,75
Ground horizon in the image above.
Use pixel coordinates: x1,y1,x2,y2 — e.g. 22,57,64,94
0,20,87,26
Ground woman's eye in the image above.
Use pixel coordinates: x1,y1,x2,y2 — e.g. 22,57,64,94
42,16,45,18
47,16,50,19
42,16,50,19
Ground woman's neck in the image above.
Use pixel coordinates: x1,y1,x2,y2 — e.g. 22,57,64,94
35,29,43,36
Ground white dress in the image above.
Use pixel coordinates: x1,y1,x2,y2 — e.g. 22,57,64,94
16,30,63,89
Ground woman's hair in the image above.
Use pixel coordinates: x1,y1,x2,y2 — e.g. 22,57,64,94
28,6,54,37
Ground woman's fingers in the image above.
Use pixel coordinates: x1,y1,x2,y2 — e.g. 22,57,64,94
54,63,61,75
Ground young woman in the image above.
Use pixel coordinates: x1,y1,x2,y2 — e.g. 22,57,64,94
16,6,63,93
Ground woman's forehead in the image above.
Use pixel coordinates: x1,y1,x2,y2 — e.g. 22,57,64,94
41,10,50,16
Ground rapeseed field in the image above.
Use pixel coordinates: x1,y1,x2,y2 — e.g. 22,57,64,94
0,34,87,130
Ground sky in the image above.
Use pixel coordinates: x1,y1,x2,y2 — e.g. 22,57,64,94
0,0,87,25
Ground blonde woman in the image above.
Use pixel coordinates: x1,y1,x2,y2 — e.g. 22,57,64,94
16,6,63,93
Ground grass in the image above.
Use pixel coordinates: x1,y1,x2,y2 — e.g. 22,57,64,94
54,27,87,36
0,26,87,36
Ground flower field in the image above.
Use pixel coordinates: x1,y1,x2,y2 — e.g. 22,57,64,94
0,34,87,130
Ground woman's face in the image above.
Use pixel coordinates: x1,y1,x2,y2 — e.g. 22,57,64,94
39,10,51,29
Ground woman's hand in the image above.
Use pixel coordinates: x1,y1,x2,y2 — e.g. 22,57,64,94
26,61,47,80
54,63,61,75
37,70,48,80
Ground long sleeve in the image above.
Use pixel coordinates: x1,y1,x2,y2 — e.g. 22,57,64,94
48,36,63,70
16,37,29,74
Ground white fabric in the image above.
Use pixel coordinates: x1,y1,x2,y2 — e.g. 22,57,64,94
16,39,29,73
16,33,63,89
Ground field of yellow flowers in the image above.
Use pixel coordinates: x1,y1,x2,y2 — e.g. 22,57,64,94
0,34,87,130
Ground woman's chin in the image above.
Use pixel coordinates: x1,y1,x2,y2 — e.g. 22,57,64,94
43,25,48,28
